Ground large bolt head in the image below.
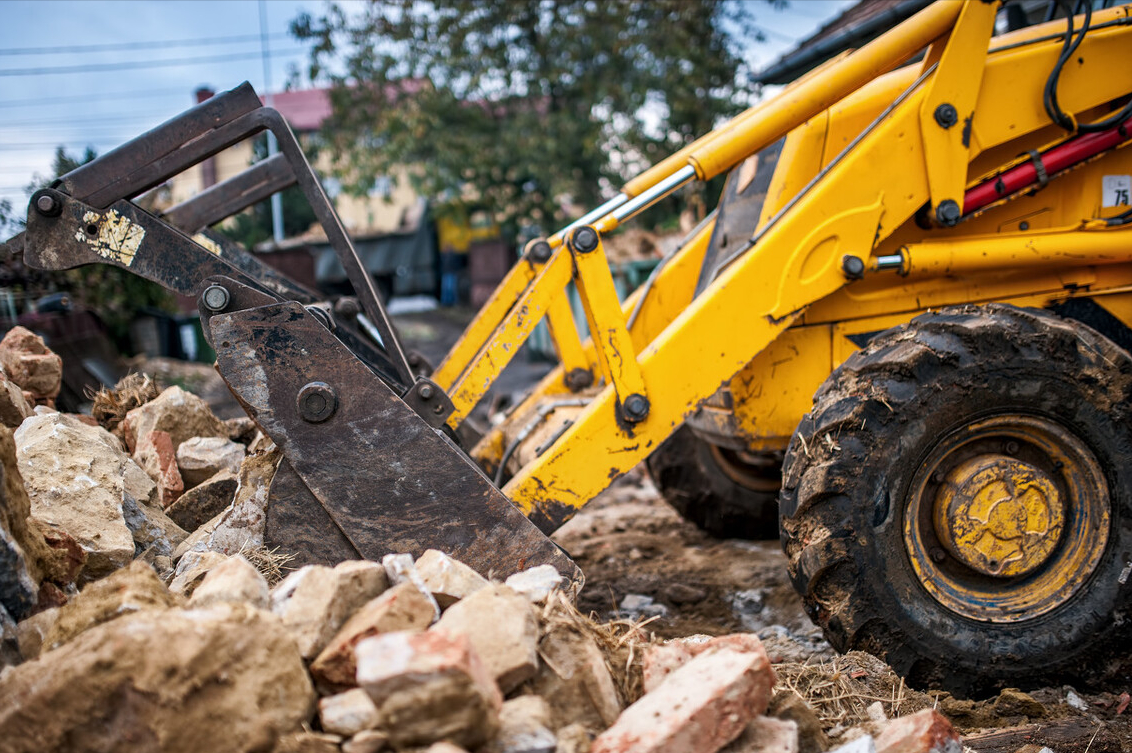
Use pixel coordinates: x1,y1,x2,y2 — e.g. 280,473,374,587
297,381,338,423
934,102,958,129
622,393,650,422
571,226,599,254
35,194,57,215
418,383,434,399
935,199,962,227
841,255,865,279
528,240,552,263
201,284,230,313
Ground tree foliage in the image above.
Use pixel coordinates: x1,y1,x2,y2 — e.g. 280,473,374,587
292,0,775,234
222,135,318,250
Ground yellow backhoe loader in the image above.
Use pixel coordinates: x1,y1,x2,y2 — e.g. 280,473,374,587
8,0,1132,696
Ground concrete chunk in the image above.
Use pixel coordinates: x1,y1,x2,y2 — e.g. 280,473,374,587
415,549,488,607
0,327,61,402
356,629,502,749
165,470,237,532
272,561,387,660
383,552,441,621
121,385,226,455
188,554,268,608
590,647,775,753
529,624,622,732
310,581,435,691
319,688,380,736
176,436,246,487
169,550,229,597
342,730,389,753
481,695,558,753
504,565,564,604
875,710,961,753
434,584,539,693
722,717,800,753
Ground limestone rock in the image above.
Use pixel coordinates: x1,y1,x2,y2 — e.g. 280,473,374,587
168,550,229,597
591,647,775,753
0,602,315,753
173,447,279,559
310,581,436,691
15,605,58,660
224,416,258,445
0,326,61,401
528,624,622,732
383,552,441,621
134,430,184,507
188,554,268,608
356,629,502,749
770,691,831,753
415,549,488,608
275,732,344,753
342,730,389,753
121,385,226,455
165,470,237,531
434,584,539,693
15,412,186,578
722,717,800,753
0,426,52,620
42,560,180,651
319,688,381,736
504,565,565,604
33,519,87,587
0,372,33,428
481,696,558,753
272,561,388,660
176,436,246,487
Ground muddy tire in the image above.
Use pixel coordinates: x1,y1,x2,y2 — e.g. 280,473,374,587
780,303,1132,696
647,426,781,539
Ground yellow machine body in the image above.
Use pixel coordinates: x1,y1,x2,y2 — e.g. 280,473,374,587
432,0,1132,531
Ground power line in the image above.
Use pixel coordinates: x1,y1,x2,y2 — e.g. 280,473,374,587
0,88,189,108
0,48,308,77
0,32,292,56
0,110,181,127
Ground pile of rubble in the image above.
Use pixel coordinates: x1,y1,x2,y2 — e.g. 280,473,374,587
0,328,967,753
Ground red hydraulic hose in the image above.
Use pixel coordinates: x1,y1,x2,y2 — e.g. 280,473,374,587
962,117,1132,215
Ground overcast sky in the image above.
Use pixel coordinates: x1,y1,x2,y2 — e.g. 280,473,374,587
0,0,852,224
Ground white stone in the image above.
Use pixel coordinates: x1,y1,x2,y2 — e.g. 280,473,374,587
504,565,564,603
383,552,440,621
319,688,380,737
415,549,488,608
188,555,268,608
176,436,246,487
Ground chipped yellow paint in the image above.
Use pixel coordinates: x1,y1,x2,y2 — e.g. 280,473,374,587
192,233,223,257
933,455,1064,578
75,210,144,267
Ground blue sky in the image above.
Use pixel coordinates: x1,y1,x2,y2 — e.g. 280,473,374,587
0,0,852,222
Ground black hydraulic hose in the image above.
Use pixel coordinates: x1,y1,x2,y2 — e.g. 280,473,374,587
1044,2,1132,133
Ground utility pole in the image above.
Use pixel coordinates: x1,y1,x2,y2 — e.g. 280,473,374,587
260,0,284,243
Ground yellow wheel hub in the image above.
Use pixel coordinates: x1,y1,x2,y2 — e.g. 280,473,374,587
934,455,1065,578
903,415,1110,623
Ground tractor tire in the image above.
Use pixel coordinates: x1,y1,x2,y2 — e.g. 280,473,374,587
779,303,1132,696
647,425,781,539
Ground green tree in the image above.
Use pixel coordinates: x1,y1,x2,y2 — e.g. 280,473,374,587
292,0,776,235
